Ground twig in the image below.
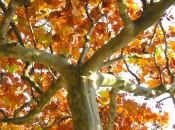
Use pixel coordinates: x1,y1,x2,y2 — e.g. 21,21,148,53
144,21,159,53
24,6,37,49
10,22,25,46
49,43,53,54
122,48,140,84
159,20,171,76
99,53,151,68
0,77,65,124
13,99,36,118
156,95,171,103
153,53,163,83
124,59,140,85
37,116,71,129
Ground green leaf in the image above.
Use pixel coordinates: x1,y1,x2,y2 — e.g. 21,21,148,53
128,57,136,63
3,97,9,106
155,48,164,57
7,64,17,73
65,26,72,32
38,35,53,47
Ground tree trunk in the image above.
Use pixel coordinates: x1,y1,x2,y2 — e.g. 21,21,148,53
66,65,102,130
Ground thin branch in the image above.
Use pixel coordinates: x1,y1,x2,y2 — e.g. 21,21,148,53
13,99,36,118
169,93,175,106
0,0,25,47
21,62,44,95
37,116,71,129
159,20,171,76
99,53,151,68
124,59,140,85
24,6,37,49
78,42,90,64
116,0,131,26
49,43,53,54
153,53,163,83
0,109,8,118
156,95,171,103
144,21,159,53
10,22,25,46
47,68,57,80
107,87,119,130
78,3,105,64
99,56,125,68
122,48,140,85
0,77,65,124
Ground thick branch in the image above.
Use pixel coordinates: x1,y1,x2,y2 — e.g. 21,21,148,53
0,0,21,44
107,87,119,130
0,43,69,75
116,0,131,26
134,0,175,34
84,0,175,72
98,72,175,98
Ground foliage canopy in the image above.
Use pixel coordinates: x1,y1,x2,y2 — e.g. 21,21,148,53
0,0,175,129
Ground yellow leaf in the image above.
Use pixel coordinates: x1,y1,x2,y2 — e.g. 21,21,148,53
98,97,109,105
4,0,10,4
98,90,109,98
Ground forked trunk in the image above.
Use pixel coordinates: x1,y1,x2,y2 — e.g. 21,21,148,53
66,65,102,130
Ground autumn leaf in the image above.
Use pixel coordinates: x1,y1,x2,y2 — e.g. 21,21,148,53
72,47,80,60
98,90,110,98
116,106,123,114
145,80,162,88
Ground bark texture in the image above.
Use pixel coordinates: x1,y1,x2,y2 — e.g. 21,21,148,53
66,65,102,130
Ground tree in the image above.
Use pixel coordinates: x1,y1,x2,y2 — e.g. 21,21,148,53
0,0,175,129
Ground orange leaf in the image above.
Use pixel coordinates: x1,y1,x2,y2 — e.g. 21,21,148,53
72,47,80,60
145,80,161,88
116,106,123,114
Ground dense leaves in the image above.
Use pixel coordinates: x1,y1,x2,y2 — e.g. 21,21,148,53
0,0,175,129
